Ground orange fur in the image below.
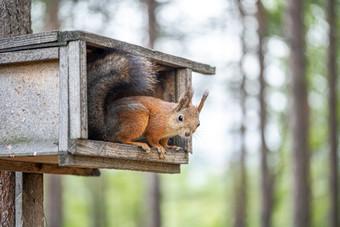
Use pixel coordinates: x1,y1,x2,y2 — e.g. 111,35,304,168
105,92,208,159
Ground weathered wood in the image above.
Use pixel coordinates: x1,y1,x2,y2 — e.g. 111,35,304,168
68,40,88,139
0,30,215,74
22,173,44,227
176,68,193,153
0,160,100,176
70,139,188,164
59,46,69,152
59,30,215,75
0,31,59,51
0,155,58,164
59,154,181,174
0,47,59,65
0,61,60,144
0,142,58,158
15,173,23,227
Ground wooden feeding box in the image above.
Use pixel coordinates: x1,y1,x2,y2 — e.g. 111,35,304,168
0,31,215,175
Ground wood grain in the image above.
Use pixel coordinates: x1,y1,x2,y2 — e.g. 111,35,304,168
0,160,100,176
70,139,188,164
0,47,58,65
68,40,88,139
59,30,215,75
58,46,69,152
176,68,193,153
0,31,58,51
0,142,58,158
59,153,181,174
22,173,44,227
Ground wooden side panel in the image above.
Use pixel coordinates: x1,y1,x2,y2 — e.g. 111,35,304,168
0,31,59,51
0,142,58,158
59,46,69,151
176,68,193,153
0,48,59,65
0,61,60,145
68,40,88,139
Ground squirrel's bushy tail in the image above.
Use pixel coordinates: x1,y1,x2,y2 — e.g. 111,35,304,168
87,50,158,139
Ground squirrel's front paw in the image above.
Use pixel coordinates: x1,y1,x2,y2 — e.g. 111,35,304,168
155,146,166,159
141,144,151,153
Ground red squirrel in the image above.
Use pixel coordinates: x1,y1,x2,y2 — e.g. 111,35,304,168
87,50,208,159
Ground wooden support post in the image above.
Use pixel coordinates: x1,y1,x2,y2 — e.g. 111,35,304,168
16,173,44,227
176,68,192,153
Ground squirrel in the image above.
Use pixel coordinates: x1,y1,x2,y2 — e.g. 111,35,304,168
87,50,208,159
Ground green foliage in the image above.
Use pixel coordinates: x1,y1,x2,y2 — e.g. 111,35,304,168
161,166,227,227
62,171,145,227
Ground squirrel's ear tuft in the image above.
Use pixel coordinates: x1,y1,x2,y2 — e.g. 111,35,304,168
197,91,209,113
174,88,193,112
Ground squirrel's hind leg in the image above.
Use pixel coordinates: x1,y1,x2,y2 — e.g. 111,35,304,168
160,138,182,151
111,103,151,153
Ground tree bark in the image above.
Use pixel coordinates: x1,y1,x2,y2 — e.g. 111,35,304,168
0,1,32,226
0,171,15,226
256,1,273,227
233,1,247,226
286,0,310,226
0,0,32,38
327,0,338,226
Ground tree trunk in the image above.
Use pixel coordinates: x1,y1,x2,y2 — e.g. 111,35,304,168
0,0,32,38
46,175,62,227
233,1,247,226
327,0,338,225
286,0,310,226
0,1,32,226
145,174,161,227
44,0,61,31
256,1,273,227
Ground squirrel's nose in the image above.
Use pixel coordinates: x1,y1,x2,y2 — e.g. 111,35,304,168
185,132,191,137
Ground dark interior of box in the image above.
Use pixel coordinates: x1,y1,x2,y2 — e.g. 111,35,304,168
86,47,179,147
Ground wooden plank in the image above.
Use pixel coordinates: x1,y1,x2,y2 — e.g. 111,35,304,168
0,142,58,157
0,47,59,65
59,154,181,174
0,61,60,144
22,173,44,227
15,173,23,227
59,46,69,151
176,68,193,153
59,30,215,75
0,30,215,74
0,160,100,176
0,31,59,51
70,139,188,164
68,40,88,139
0,155,58,164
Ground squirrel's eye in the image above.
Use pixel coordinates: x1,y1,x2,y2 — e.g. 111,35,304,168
178,115,183,121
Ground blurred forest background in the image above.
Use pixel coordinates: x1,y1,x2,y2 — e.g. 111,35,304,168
27,0,339,226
